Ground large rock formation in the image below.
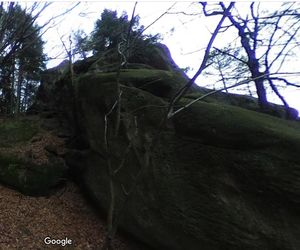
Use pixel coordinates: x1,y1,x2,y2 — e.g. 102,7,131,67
19,43,300,249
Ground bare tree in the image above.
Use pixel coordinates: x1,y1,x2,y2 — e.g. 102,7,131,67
167,2,235,119
205,46,250,94
202,2,300,118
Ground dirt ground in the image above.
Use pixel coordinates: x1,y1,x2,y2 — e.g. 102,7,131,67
0,181,150,249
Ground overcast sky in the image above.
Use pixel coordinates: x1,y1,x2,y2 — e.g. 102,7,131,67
38,1,300,114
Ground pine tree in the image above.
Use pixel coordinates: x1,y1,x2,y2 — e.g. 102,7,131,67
0,3,45,115
87,9,160,63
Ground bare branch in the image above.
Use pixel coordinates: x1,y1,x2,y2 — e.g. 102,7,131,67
269,19,300,69
171,73,271,118
274,44,298,73
167,2,235,118
250,2,259,51
166,11,200,16
264,10,284,67
269,77,300,88
135,2,176,39
212,46,248,64
201,2,224,16
267,78,290,108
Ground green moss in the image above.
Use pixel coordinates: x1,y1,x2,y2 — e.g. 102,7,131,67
174,99,300,154
77,69,174,85
0,154,66,196
121,86,167,126
184,90,259,108
126,63,154,69
0,118,39,147
120,68,173,80
76,69,186,99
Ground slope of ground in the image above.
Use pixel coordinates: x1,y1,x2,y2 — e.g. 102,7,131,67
0,181,150,249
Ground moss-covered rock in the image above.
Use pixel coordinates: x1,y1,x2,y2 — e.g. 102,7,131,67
0,117,67,196
0,154,66,196
0,118,38,147
68,72,300,250
33,43,300,249
75,68,187,100
185,89,299,120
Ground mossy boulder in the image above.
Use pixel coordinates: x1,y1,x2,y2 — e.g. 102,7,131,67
34,43,300,249
0,118,38,147
185,89,299,120
76,69,185,99
0,117,67,196
64,72,300,250
0,154,65,196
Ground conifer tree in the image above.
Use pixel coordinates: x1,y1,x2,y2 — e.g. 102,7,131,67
0,3,45,114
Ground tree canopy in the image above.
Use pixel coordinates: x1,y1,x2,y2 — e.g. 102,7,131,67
0,3,46,114
81,9,160,63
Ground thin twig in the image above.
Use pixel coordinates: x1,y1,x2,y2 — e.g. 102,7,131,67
167,2,235,118
170,73,271,118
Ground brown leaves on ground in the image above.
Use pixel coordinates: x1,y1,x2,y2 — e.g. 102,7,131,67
0,181,148,249
0,131,65,166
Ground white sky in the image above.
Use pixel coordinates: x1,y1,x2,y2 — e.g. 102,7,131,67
36,1,300,114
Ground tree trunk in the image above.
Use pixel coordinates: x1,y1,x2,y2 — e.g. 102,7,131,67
239,31,269,110
224,9,269,111
16,63,23,114
10,57,16,114
22,80,29,112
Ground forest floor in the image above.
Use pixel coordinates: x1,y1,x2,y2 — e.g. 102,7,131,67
0,181,150,249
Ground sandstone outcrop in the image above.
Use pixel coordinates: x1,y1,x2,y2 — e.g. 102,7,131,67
3,43,299,249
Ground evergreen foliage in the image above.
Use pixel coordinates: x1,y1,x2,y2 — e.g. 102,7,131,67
79,9,160,63
0,3,46,115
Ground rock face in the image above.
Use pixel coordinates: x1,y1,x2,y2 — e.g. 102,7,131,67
32,44,300,249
